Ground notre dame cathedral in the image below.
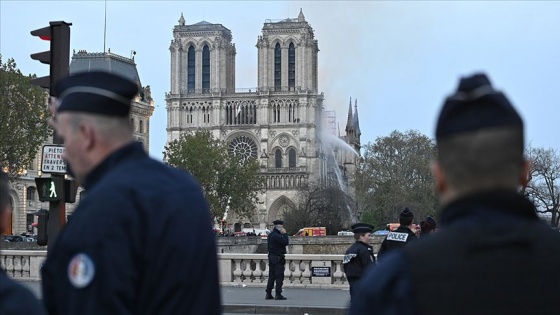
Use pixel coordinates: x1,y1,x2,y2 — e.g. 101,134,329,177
166,10,361,229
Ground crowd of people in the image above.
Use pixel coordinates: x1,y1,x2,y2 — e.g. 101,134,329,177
1,70,559,315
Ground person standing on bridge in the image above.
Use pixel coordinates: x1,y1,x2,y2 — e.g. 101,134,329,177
377,208,418,260
0,171,47,315
342,223,375,300
419,216,437,238
349,73,560,315
266,219,289,300
42,71,221,315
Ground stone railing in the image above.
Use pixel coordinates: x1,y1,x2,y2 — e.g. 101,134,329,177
1,250,350,288
0,250,47,281
218,253,348,288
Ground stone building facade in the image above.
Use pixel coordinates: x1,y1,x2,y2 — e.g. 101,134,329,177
4,51,154,236
166,10,361,229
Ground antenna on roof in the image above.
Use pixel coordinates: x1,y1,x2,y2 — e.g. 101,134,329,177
103,0,107,53
130,50,136,61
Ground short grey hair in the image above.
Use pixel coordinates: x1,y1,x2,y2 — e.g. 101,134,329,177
437,126,524,194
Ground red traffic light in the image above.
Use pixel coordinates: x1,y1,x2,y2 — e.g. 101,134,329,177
30,26,51,41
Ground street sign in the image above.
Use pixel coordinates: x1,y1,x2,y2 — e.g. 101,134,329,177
41,145,67,174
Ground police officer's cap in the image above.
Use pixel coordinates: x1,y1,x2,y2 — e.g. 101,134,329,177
436,73,523,142
400,208,413,219
55,71,138,117
273,220,284,225
351,223,374,234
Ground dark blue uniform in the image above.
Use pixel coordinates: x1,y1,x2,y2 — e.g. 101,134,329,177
342,241,375,298
41,142,221,315
377,226,418,260
0,269,46,315
349,191,560,315
266,228,289,295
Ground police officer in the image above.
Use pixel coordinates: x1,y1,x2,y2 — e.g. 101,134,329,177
377,208,418,260
0,171,47,315
349,73,560,315
419,216,437,238
42,71,221,315
342,223,375,299
266,219,289,300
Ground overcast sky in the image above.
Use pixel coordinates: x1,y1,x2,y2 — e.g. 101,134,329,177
1,1,558,160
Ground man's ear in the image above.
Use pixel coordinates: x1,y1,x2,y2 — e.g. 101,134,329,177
79,123,96,151
431,161,447,194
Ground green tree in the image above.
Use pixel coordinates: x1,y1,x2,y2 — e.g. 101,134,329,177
355,130,438,229
525,146,560,228
163,130,264,220
0,55,50,178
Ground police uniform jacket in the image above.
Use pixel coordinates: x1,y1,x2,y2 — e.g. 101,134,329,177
0,269,46,315
377,226,418,260
349,191,560,315
268,228,289,257
343,241,375,280
41,142,221,315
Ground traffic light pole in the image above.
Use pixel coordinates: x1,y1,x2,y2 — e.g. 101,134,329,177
31,21,72,246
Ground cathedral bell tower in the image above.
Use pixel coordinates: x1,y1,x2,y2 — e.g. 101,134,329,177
169,13,236,95
256,9,319,92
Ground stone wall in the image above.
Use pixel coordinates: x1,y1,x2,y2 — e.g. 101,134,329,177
217,235,385,255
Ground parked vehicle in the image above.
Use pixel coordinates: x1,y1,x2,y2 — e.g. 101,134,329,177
337,230,354,236
294,227,327,236
1,235,26,242
386,223,420,235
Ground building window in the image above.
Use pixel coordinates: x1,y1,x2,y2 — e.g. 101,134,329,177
187,45,195,91
202,45,210,93
139,120,143,133
274,43,281,90
275,149,282,168
130,118,135,131
288,148,296,168
288,42,295,89
26,187,36,201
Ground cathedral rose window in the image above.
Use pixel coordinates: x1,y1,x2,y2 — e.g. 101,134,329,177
229,136,258,161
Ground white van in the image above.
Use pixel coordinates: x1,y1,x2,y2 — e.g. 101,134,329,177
242,228,271,239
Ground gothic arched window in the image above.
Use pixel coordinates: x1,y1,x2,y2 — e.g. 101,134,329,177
275,149,282,168
288,148,296,168
288,42,295,89
187,45,195,91
274,43,281,90
202,45,210,92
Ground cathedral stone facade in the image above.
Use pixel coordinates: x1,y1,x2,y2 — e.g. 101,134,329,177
166,10,361,229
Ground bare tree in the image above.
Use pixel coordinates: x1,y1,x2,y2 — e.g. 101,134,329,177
525,146,560,228
282,183,354,235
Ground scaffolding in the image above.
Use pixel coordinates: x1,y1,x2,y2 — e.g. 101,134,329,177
323,110,337,136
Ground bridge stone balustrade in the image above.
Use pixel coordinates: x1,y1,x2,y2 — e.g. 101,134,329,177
1,251,350,288
1,250,47,281
218,253,349,288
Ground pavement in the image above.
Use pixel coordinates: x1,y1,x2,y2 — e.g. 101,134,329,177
19,281,350,315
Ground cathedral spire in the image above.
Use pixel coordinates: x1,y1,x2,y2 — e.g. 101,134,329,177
298,8,306,22
353,98,361,137
345,97,354,134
